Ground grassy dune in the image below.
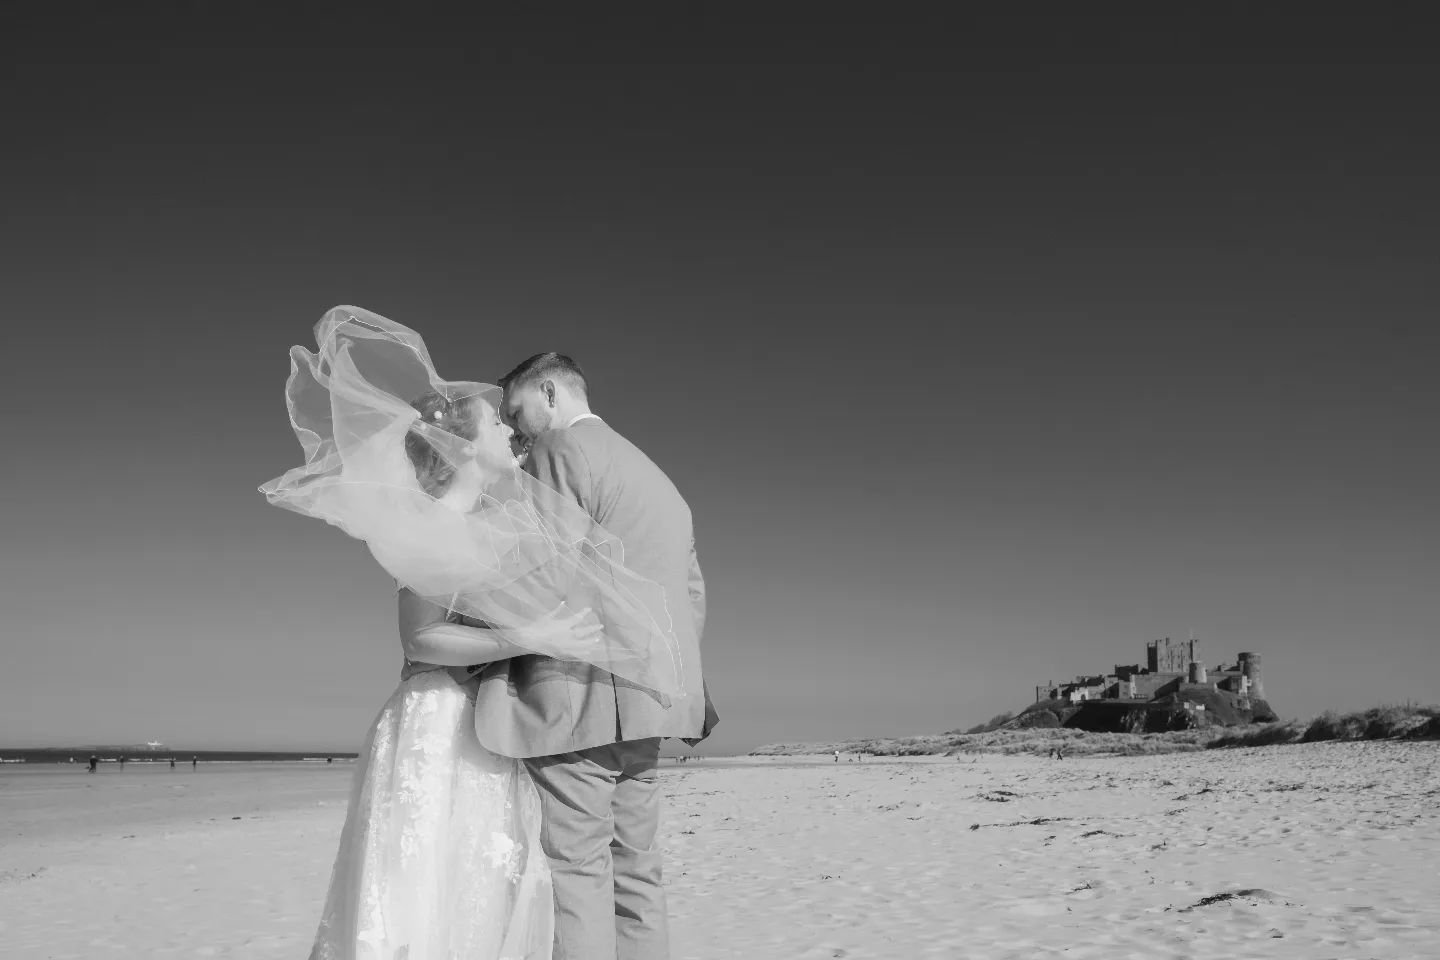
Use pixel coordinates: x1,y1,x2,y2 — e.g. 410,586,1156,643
751,705,1440,758
1209,704,1440,748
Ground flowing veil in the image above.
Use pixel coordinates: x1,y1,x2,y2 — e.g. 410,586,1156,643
259,306,685,699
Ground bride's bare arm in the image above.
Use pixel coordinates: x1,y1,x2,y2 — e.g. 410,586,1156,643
397,587,526,666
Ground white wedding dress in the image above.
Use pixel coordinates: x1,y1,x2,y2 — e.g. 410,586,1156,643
310,665,553,960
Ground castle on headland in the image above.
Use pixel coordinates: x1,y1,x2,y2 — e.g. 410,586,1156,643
1034,637,1265,709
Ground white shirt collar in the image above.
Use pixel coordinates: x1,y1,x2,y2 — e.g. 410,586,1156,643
566,413,602,428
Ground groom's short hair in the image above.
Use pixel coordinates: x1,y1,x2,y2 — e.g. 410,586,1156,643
500,352,589,399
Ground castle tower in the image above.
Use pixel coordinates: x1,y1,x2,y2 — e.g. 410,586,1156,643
1238,652,1264,699
1146,636,1197,674
1187,661,1207,684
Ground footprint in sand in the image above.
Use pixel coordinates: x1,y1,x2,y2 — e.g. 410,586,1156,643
1005,897,1070,917
1066,880,1109,901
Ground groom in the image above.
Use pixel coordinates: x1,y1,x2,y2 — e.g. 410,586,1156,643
473,352,715,960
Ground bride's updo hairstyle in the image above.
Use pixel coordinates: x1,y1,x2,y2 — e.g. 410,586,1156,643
405,390,479,497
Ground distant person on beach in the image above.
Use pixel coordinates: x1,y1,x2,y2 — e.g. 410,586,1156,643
191,756,197,769
261,310,714,960
87,755,98,773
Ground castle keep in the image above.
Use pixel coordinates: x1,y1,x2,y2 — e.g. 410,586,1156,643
1034,637,1264,709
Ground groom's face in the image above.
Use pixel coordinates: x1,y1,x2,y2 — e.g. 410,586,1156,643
502,381,554,444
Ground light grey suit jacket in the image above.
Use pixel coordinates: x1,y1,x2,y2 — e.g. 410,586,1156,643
472,418,716,758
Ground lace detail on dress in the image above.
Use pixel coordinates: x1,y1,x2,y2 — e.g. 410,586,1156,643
310,670,552,960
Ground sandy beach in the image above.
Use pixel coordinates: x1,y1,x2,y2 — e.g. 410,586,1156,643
2,743,1436,959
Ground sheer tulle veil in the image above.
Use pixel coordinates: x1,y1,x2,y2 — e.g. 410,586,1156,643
259,306,685,699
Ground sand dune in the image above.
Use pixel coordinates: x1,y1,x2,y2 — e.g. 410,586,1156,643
2,743,1436,958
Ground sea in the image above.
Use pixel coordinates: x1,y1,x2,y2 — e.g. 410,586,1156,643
0,747,359,764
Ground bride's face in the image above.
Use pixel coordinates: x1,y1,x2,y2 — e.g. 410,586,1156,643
469,398,517,469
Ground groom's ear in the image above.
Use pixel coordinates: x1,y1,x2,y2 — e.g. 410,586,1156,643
540,379,557,407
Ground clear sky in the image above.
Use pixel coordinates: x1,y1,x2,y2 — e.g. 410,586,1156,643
3,9,1436,754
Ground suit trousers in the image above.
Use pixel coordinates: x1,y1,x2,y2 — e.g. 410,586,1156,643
523,738,667,960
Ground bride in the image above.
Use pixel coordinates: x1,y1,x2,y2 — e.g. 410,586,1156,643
260,308,685,960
